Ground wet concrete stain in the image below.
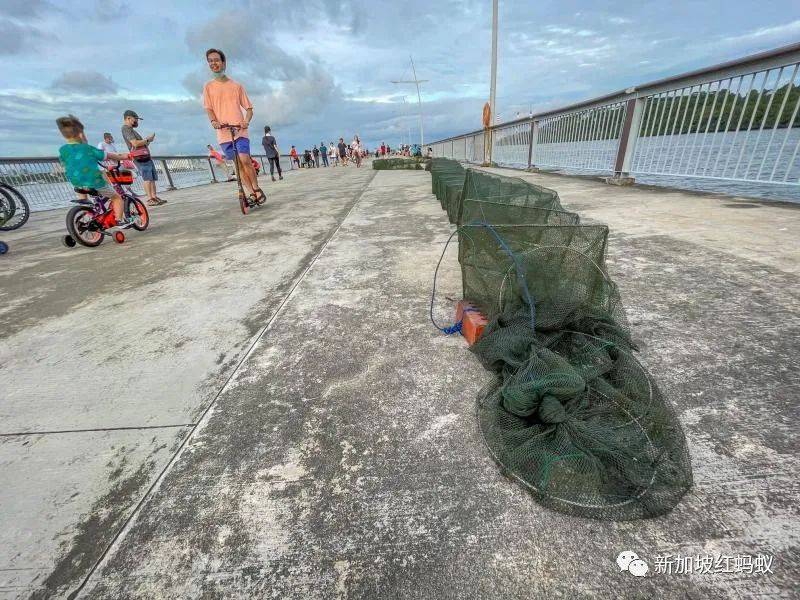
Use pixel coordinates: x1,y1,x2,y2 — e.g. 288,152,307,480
32,438,173,599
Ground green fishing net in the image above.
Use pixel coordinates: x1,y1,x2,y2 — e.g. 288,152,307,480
430,158,467,218
434,164,692,520
372,157,429,170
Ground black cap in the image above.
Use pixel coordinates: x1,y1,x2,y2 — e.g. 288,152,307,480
123,110,142,120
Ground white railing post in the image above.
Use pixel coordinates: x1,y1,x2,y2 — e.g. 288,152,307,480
610,97,645,185
527,120,539,170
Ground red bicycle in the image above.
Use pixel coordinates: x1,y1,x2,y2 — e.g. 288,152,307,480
63,163,149,248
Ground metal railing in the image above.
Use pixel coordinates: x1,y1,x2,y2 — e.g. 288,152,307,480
430,42,800,200
0,154,289,212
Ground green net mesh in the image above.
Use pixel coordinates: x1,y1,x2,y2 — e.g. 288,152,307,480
434,165,692,520
462,169,563,211
430,158,467,219
372,157,430,170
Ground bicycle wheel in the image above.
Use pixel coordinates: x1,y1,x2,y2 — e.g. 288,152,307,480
126,197,150,231
66,205,103,247
0,189,14,229
0,183,30,231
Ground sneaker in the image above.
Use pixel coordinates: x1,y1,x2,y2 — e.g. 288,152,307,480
279,175,283,180
116,216,133,227
271,176,276,182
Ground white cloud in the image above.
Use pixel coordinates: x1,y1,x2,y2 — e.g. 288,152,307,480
3,0,800,154
719,19,800,46
50,71,119,95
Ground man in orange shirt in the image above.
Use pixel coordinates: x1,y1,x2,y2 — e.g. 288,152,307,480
202,48,265,204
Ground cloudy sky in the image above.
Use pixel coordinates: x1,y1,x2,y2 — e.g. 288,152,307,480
1,0,799,156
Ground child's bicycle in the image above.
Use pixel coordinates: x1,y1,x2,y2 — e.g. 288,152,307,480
63,163,149,248
218,123,265,215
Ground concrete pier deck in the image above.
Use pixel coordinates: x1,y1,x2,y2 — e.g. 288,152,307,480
1,164,798,599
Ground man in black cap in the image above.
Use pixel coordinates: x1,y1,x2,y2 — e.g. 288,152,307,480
121,110,164,206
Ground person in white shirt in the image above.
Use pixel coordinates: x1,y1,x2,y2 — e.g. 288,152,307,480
329,141,338,166
350,135,362,167
97,133,119,168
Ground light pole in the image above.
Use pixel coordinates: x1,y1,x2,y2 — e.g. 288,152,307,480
487,0,499,165
392,56,428,148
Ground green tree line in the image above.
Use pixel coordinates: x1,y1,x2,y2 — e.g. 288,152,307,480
639,83,800,137
527,82,800,144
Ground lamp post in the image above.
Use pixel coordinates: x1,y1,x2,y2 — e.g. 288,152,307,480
487,0,499,165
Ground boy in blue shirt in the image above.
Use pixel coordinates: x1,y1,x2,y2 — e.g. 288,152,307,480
56,115,130,225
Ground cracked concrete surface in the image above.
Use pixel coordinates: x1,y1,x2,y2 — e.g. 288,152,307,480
1,165,798,598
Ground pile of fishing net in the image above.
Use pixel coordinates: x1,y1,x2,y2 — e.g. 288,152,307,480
372,157,429,170
433,163,692,520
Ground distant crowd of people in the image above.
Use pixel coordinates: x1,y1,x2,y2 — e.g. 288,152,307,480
286,136,367,169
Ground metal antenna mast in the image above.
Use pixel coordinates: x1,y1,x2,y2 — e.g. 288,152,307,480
392,56,428,148
401,96,412,147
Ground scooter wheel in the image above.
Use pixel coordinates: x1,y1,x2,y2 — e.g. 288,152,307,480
114,231,126,244
0,241,8,255
62,235,77,248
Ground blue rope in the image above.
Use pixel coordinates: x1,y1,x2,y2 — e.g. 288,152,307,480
430,221,537,335
430,228,463,334
469,221,537,331
440,321,463,335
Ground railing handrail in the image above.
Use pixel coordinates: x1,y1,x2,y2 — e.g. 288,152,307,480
0,153,290,163
0,151,305,213
429,41,800,146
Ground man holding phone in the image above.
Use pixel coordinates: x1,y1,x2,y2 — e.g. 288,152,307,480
121,110,165,206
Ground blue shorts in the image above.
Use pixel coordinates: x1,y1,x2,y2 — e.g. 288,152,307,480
136,159,158,182
221,137,251,159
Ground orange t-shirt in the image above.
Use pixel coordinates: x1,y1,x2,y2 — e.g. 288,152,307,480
202,78,253,144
